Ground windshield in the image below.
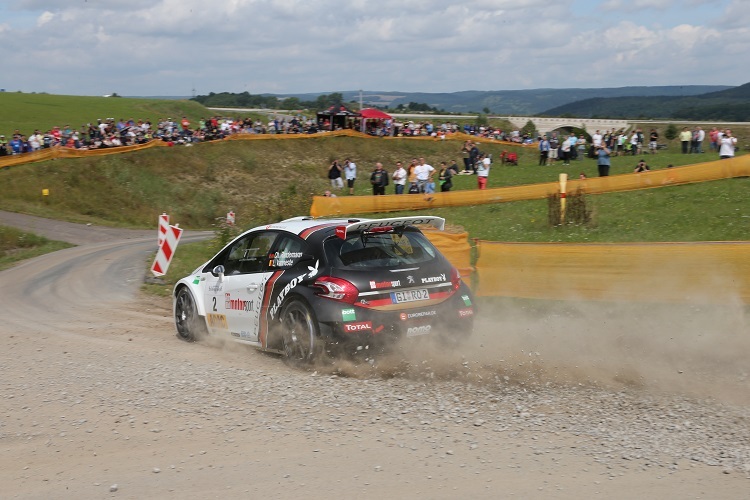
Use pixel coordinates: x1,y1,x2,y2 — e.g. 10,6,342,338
324,228,438,269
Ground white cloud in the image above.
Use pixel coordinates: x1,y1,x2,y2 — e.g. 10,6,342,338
0,0,744,96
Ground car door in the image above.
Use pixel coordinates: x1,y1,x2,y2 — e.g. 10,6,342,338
202,231,278,344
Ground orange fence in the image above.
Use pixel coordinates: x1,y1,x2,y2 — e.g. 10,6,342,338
0,130,512,170
474,240,750,304
310,155,750,217
421,228,473,277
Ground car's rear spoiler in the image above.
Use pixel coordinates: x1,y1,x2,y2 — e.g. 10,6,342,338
335,216,445,239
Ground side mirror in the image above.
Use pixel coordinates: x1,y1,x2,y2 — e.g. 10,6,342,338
211,265,225,279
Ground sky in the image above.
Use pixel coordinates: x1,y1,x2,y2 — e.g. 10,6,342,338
1,0,747,97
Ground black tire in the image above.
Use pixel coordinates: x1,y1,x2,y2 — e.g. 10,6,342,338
174,287,207,342
280,300,321,365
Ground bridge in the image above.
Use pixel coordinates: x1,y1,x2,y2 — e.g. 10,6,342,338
497,116,631,136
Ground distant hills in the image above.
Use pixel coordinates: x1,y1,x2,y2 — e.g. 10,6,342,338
540,82,750,121
275,86,731,116
188,84,750,121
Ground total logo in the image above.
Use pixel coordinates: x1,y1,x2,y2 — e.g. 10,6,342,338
370,280,401,290
406,325,432,337
343,321,373,333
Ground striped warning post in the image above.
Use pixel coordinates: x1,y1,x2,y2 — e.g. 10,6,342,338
158,212,170,248
151,225,183,277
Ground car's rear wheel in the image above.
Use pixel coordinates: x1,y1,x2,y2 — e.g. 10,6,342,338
281,300,320,365
175,287,206,342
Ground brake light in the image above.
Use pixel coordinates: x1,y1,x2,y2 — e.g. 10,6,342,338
313,276,359,304
450,267,462,291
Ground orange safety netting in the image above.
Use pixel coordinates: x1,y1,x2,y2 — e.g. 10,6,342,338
310,155,750,217
0,130,509,170
421,228,473,278
474,240,750,304
0,141,167,168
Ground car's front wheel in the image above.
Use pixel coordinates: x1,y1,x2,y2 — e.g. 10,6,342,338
174,287,207,342
280,300,321,365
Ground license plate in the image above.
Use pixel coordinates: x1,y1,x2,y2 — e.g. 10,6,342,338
391,289,429,304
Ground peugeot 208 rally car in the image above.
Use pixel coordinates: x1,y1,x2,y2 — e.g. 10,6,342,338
173,216,475,363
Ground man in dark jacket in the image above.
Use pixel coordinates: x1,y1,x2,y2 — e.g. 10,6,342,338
370,162,389,195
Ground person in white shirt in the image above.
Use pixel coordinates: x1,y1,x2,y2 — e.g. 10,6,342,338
344,158,357,195
718,129,737,159
392,161,407,194
414,157,435,193
477,154,491,189
591,130,603,148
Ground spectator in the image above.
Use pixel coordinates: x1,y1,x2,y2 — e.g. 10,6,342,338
438,161,453,192
718,129,737,160
469,142,480,174
476,153,490,189
538,135,550,166
323,190,336,198
407,160,419,194
327,160,343,189
596,145,611,177
343,158,357,195
648,129,659,154
548,133,559,164
461,140,472,173
414,157,435,193
634,159,650,173
369,162,389,195
392,161,407,194
679,127,691,154
448,160,460,175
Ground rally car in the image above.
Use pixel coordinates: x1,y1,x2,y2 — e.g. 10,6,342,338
173,215,475,363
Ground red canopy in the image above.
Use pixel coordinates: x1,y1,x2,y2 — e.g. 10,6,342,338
359,108,392,120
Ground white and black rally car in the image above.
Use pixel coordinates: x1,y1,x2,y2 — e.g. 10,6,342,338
173,216,475,362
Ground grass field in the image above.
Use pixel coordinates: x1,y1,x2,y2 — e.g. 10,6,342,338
2,94,748,282
0,92,264,138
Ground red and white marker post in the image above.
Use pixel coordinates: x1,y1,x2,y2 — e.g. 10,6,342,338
151,224,183,277
158,212,170,248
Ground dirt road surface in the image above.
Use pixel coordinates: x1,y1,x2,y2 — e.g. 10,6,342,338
1,211,748,499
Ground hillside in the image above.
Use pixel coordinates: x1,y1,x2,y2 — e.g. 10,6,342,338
214,86,731,115
541,82,750,121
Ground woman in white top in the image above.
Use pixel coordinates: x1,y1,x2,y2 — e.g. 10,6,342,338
718,129,737,159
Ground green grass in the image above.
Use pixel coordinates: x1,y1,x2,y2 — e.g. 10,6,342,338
0,92,264,138
0,225,73,270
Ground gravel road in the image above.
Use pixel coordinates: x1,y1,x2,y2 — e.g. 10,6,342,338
1,211,748,499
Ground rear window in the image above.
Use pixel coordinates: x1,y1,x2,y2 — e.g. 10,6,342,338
324,228,438,269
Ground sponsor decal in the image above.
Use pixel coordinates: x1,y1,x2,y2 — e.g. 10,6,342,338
406,325,432,337
306,260,320,278
335,226,346,239
461,294,472,306
231,332,240,337
421,273,446,284
400,310,437,321
208,282,223,293
343,321,373,333
225,293,255,312
207,313,228,329
369,279,401,290
269,250,303,267
192,276,201,285
269,272,308,319
341,308,356,321
458,308,474,318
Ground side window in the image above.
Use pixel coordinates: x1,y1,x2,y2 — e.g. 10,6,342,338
269,235,308,269
224,232,278,275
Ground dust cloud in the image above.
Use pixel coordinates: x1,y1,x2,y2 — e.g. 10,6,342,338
326,298,750,404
